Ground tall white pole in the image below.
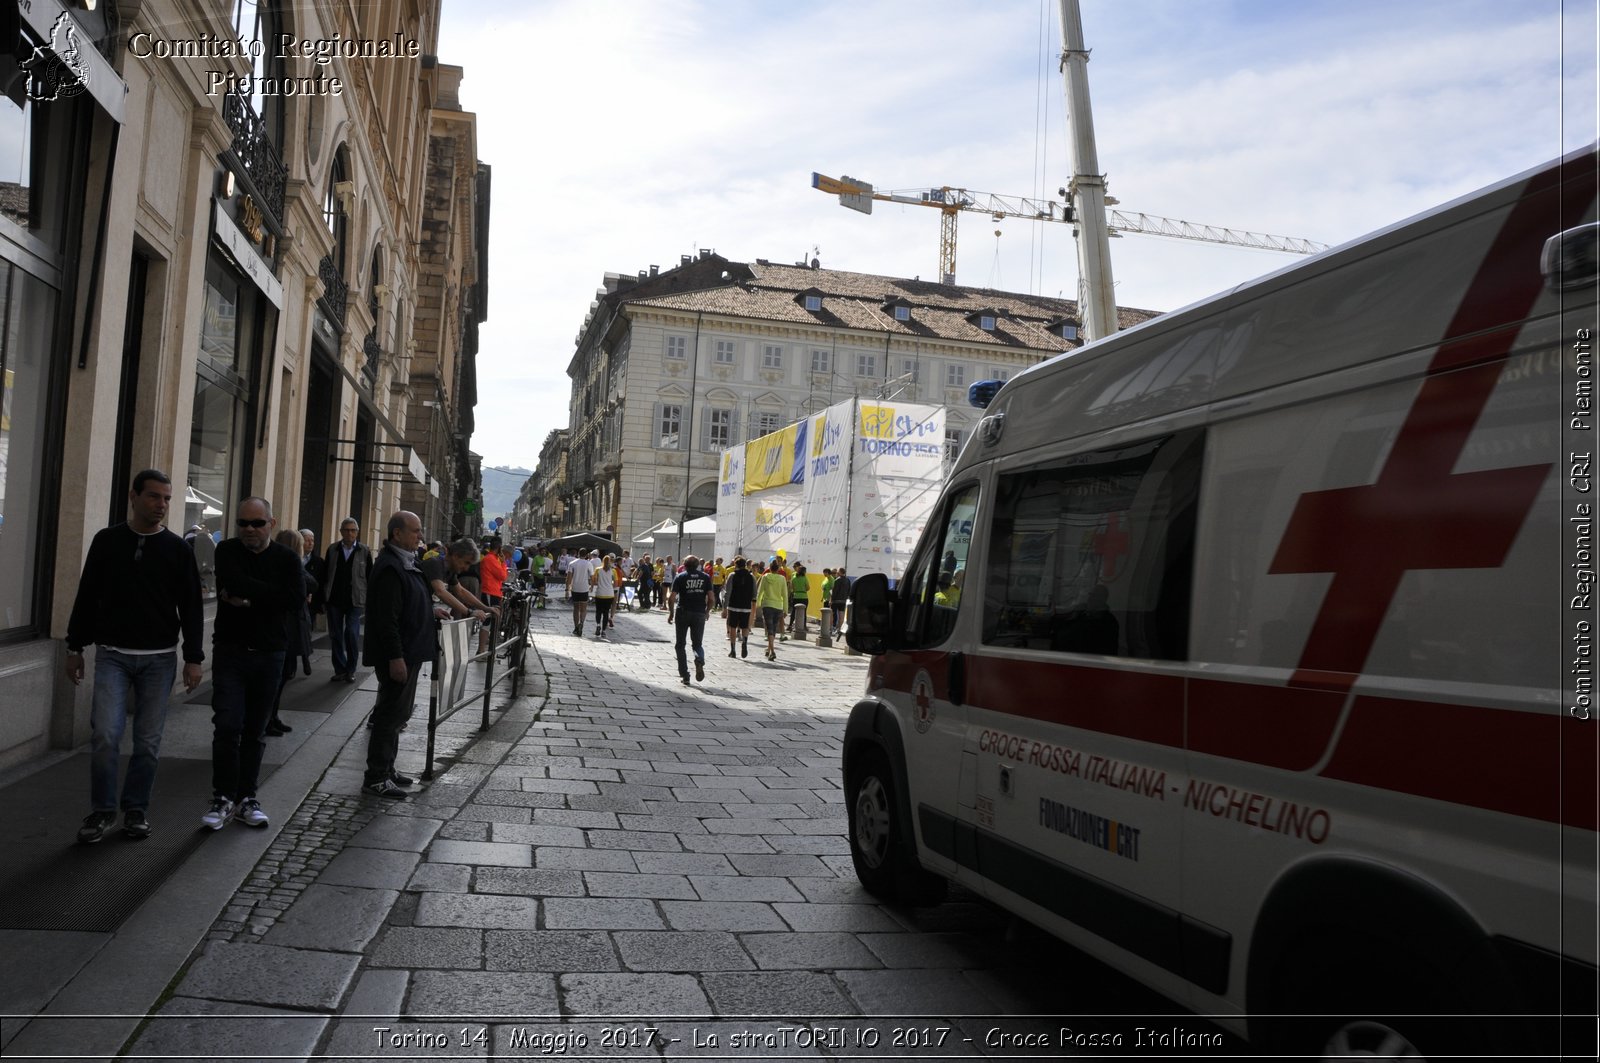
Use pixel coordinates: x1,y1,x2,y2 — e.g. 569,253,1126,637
1058,0,1118,342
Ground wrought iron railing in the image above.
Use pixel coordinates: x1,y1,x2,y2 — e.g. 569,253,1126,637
362,332,381,386
319,255,348,328
221,92,286,230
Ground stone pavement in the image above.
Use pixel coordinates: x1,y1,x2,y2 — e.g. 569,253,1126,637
11,597,1206,1060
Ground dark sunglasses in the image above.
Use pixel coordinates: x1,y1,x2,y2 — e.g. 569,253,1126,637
236,518,270,528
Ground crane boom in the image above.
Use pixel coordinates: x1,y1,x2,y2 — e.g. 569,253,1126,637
812,172,1329,279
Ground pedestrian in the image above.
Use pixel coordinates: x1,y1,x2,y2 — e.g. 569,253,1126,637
710,556,726,612
566,547,595,635
321,517,373,683
789,562,810,639
361,510,448,798
66,469,205,843
265,528,316,737
636,554,654,610
831,566,853,639
301,528,324,639
820,568,835,614
192,519,216,596
592,553,617,638
756,561,789,661
421,538,499,625
203,496,303,830
478,537,509,653
653,556,668,607
668,555,714,685
556,549,572,599
723,556,756,659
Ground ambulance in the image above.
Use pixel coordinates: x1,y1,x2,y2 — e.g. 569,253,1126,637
842,146,1598,1059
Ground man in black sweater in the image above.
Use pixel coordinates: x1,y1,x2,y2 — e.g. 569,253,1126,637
361,510,443,798
202,496,304,831
65,469,205,843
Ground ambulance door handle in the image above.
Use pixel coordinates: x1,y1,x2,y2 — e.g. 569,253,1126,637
948,651,967,706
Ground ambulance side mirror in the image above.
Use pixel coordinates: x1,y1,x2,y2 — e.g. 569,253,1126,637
844,573,894,656
1542,222,1599,292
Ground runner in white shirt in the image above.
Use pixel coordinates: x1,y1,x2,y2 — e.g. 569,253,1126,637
566,551,595,636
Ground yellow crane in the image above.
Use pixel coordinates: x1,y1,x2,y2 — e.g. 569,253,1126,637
811,171,1328,288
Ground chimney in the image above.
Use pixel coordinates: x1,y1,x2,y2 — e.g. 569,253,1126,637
699,248,711,259
680,255,691,267
649,264,659,277
638,270,647,281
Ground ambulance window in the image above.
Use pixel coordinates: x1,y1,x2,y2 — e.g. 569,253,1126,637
901,483,979,648
981,430,1201,660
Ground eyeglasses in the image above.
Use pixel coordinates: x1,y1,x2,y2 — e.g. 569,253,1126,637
236,518,269,529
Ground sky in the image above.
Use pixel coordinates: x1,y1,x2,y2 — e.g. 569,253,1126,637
437,0,1597,474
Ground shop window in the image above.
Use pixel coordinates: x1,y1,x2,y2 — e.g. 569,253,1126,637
0,265,59,633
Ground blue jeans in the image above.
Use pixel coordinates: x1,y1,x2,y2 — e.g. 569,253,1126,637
326,603,363,675
210,644,285,800
90,648,178,812
675,613,707,677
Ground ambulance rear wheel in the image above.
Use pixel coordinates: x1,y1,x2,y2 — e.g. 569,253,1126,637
847,747,946,906
1262,929,1509,1061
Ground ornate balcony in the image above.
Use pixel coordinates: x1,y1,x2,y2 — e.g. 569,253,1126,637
318,254,348,328
221,92,286,231
361,331,381,387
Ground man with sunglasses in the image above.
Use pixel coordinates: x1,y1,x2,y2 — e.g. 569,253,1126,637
65,469,205,843
203,496,303,831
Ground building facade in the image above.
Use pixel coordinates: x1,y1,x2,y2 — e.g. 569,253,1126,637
559,253,1155,552
0,1,487,771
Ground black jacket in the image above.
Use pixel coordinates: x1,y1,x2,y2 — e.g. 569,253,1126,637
364,543,434,667
213,539,305,651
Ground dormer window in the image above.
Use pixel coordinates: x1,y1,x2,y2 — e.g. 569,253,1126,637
894,305,911,322
1046,317,1079,341
965,307,1002,332
804,294,822,312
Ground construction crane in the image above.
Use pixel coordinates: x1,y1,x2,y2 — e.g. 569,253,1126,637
811,171,1329,291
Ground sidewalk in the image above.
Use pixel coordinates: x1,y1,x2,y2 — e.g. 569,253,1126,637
0,630,532,1058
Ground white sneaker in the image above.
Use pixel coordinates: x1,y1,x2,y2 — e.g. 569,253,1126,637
234,797,269,828
201,797,235,830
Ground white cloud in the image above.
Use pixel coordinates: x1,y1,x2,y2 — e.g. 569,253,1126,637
438,0,1596,467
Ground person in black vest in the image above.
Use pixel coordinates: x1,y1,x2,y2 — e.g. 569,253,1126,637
321,516,373,683
203,496,303,831
668,555,715,687
362,510,446,798
830,567,853,639
65,469,205,843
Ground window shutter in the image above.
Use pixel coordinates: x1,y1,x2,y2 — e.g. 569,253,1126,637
652,402,663,448
730,408,741,448
700,412,712,452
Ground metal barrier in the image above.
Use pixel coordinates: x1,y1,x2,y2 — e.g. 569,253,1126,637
421,581,535,781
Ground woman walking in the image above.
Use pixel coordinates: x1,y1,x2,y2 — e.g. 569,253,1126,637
755,561,789,662
592,554,618,638
723,557,756,658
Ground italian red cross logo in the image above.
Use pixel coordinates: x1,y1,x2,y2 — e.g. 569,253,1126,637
1093,513,1131,581
1270,159,1595,691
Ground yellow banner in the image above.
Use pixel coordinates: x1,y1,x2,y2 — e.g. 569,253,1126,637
744,423,801,493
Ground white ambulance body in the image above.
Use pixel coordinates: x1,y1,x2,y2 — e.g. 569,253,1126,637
842,147,1598,1057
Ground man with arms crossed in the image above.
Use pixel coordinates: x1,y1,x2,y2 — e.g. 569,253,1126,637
66,469,205,842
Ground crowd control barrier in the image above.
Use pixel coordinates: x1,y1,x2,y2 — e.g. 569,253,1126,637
421,580,534,780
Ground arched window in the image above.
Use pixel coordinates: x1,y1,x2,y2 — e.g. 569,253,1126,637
232,1,285,147
323,148,349,273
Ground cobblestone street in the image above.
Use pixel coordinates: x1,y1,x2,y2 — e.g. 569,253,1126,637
13,597,1199,1062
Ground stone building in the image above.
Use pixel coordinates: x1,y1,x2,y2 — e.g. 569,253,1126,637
558,252,1155,548
0,1,487,770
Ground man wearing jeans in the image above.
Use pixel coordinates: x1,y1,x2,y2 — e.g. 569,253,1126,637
65,469,205,843
321,517,372,682
203,497,303,831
